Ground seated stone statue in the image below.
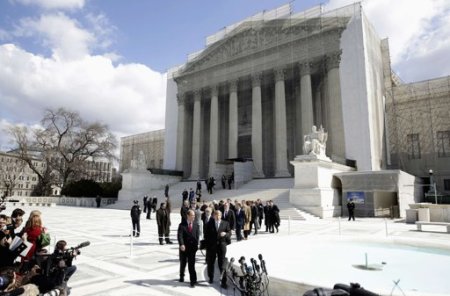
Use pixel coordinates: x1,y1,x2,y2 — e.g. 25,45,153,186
131,150,147,170
303,125,328,157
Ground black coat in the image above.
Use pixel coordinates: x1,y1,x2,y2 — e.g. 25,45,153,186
130,205,141,220
156,208,170,232
204,219,231,249
235,208,245,227
221,209,236,230
177,221,200,251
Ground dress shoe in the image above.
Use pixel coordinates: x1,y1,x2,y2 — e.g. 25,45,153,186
165,240,173,244
179,277,184,282
208,279,214,284
221,284,228,289
190,283,195,288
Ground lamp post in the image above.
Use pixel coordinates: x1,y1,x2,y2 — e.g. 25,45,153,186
429,169,438,204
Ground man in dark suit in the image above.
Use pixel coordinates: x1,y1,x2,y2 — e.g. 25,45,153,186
234,203,245,241
204,210,231,288
177,209,200,287
221,202,235,232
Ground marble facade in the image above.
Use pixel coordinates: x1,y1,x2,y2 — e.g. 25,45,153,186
165,3,387,179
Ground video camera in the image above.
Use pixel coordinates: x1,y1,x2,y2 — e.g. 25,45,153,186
0,224,14,232
56,241,90,261
37,241,90,277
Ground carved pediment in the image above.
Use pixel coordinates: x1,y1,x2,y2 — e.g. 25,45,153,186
175,17,349,78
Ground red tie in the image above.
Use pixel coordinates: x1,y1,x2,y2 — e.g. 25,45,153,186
188,223,192,233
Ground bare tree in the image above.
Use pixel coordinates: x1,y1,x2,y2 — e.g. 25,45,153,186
8,108,118,195
0,158,26,197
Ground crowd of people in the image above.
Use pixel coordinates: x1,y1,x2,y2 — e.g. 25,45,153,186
0,207,78,296
129,182,281,290
176,183,281,289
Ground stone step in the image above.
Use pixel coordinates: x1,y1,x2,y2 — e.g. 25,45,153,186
110,178,318,221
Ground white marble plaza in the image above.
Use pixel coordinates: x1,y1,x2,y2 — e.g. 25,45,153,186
6,205,450,296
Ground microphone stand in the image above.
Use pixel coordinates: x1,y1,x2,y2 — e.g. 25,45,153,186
224,254,270,296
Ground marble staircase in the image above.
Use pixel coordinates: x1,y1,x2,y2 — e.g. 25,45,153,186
108,178,319,221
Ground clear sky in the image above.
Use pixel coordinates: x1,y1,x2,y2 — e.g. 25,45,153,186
0,0,449,152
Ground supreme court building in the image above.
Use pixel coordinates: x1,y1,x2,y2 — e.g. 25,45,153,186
164,3,389,179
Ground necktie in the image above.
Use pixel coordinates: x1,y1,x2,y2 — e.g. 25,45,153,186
188,223,192,233
216,222,219,231
224,211,228,218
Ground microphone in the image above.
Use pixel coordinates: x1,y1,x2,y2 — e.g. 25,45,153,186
227,257,235,272
76,241,91,249
239,256,247,275
258,254,267,274
250,258,258,276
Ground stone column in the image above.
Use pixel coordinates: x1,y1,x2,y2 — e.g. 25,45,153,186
228,79,238,159
251,73,265,177
326,51,345,160
314,84,322,127
176,93,186,172
190,90,202,179
209,85,219,177
300,62,314,144
274,68,290,177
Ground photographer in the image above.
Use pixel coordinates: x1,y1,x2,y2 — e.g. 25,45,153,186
0,231,17,269
47,240,78,290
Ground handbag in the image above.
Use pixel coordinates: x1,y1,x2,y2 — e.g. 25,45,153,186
37,231,51,248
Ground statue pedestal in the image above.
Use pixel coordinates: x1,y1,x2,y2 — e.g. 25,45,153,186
289,155,354,218
118,168,182,203
118,168,152,202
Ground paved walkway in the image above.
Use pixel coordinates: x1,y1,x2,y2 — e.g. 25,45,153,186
6,205,450,296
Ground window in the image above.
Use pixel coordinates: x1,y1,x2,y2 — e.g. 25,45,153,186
444,179,450,191
437,131,450,157
407,134,421,159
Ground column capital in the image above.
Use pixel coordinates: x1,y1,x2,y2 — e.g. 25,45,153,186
210,85,219,97
229,79,238,93
193,89,202,102
176,93,186,105
325,50,342,71
299,62,312,76
274,68,286,82
251,72,263,87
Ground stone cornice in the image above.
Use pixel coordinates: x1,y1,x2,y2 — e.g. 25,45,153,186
176,21,347,79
